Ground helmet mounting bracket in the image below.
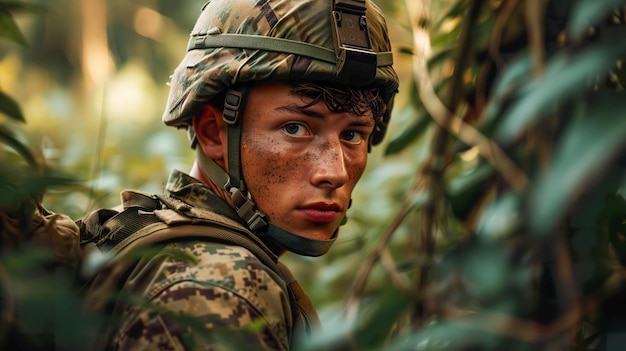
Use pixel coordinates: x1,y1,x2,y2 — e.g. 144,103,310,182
331,0,377,85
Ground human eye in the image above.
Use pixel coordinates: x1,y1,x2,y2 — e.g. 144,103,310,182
282,123,309,137
341,130,366,144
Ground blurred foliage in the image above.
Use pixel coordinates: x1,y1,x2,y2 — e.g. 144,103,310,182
2,0,626,350
296,0,626,350
0,0,202,348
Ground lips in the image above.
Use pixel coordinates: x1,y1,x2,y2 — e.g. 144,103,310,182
298,202,342,223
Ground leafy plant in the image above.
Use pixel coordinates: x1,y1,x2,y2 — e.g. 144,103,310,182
0,2,88,349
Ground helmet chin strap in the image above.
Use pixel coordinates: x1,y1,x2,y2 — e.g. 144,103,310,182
194,88,337,257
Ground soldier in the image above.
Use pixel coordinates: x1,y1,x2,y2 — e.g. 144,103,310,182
81,0,398,350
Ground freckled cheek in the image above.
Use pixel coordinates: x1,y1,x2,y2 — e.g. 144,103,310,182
244,145,297,182
346,153,368,186
240,134,305,196
241,135,307,226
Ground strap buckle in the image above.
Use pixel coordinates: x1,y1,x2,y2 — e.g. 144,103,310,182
331,0,377,85
227,181,268,233
223,89,245,125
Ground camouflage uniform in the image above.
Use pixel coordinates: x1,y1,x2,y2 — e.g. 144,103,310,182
82,170,316,350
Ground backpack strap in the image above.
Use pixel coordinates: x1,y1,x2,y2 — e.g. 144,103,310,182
276,262,322,338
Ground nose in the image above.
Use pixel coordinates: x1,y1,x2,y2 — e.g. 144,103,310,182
310,140,349,189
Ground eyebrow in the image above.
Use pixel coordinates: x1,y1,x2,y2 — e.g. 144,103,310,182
276,105,375,127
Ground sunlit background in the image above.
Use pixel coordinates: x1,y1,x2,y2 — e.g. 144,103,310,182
3,1,205,217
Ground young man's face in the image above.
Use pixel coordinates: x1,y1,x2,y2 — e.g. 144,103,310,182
240,83,375,241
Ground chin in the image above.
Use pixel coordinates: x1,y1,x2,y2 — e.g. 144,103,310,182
294,227,337,241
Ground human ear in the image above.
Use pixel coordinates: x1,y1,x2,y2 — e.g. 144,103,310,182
192,104,228,169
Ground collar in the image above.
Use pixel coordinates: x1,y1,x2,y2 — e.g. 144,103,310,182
165,169,248,227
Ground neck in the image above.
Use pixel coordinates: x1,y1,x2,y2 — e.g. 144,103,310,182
190,161,234,207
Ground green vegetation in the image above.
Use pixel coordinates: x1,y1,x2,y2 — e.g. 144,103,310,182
1,0,625,350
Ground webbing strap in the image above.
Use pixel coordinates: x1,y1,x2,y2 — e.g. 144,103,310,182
186,33,393,67
223,89,246,189
276,261,321,333
96,207,163,251
195,146,229,189
263,223,337,257
226,119,243,189
110,223,277,265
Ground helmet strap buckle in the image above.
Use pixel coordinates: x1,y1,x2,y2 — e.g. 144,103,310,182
223,89,246,125
227,181,268,233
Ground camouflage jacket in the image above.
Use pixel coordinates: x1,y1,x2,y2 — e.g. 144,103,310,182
80,170,318,350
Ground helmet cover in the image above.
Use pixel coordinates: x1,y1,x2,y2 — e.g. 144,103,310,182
163,0,399,145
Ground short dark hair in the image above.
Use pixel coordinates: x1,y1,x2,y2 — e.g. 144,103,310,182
205,81,386,124
289,82,387,124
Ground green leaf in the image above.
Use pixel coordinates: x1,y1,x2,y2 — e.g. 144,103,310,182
408,190,430,210
460,241,525,309
0,9,27,46
0,2,47,13
386,79,432,155
0,123,36,165
428,46,456,69
569,0,626,39
568,183,626,293
354,289,412,348
530,93,626,234
0,90,25,122
0,168,77,207
2,248,102,348
446,162,494,221
430,25,460,48
433,0,466,31
481,53,532,130
398,46,414,56
388,318,530,351
496,28,626,141
619,173,626,199
476,192,522,240
607,194,626,267
385,111,431,155
447,162,493,197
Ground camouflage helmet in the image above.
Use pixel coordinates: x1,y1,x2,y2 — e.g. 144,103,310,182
163,0,399,146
